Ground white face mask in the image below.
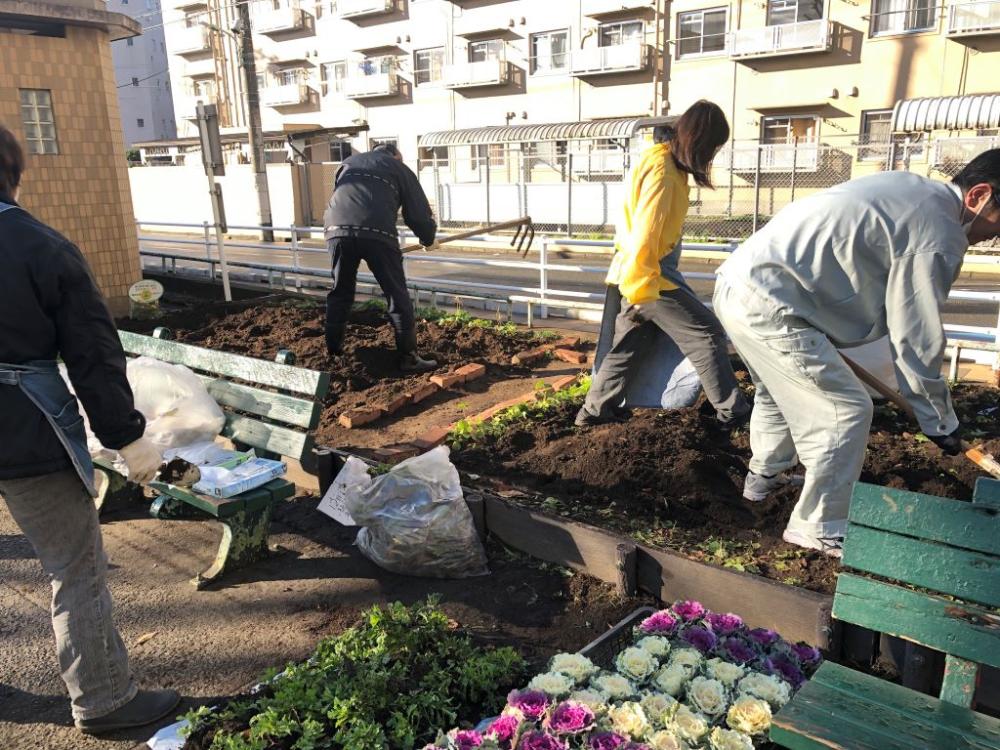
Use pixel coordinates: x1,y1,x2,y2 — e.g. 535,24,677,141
962,192,993,238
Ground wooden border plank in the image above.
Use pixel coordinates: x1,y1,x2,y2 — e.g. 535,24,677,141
834,574,1000,669
849,483,1000,557
198,376,321,430
843,524,1000,608
120,331,330,397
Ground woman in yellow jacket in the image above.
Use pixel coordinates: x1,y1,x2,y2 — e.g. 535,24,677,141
577,101,750,428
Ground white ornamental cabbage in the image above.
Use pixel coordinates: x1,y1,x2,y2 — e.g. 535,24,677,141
652,664,690,697
527,671,575,699
607,701,651,740
685,676,729,718
646,729,688,750
707,726,755,750
591,672,637,701
569,689,608,710
736,672,791,710
671,705,710,744
726,695,773,736
668,648,704,674
616,646,660,683
635,636,672,660
549,653,600,684
705,658,746,689
640,691,679,729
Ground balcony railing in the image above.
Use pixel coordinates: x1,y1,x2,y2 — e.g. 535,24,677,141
729,19,833,59
569,150,628,175
582,0,653,16
260,82,311,107
570,42,650,75
173,25,211,55
344,71,400,98
175,96,215,120
948,0,1000,35
931,135,1000,165
255,1,306,34
722,142,821,172
337,0,395,20
443,60,511,89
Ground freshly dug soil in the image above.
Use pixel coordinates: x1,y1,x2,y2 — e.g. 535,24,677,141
453,382,1000,595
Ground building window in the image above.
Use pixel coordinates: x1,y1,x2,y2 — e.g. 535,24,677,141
530,29,569,73
184,11,201,27
677,8,728,58
761,114,819,144
414,47,444,85
871,0,937,35
276,68,301,86
469,39,504,62
767,0,822,24
19,89,59,155
419,145,449,168
859,109,892,161
321,60,347,95
371,137,398,149
126,37,134,46
137,118,145,128
599,20,643,47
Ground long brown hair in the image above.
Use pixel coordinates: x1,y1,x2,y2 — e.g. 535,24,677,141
669,101,729,189
0,125,25,198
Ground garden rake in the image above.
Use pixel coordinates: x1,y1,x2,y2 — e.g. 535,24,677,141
401,216,535,257
840,353,1000,481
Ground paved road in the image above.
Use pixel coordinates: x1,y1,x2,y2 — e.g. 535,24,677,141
139,233,1000,333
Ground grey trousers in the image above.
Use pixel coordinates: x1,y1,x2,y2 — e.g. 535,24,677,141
582,285,749,422
0,469,136,720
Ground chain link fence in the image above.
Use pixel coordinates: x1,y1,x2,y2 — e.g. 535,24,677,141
412,133,1000,242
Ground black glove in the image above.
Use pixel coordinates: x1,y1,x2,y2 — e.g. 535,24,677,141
928,428,963,456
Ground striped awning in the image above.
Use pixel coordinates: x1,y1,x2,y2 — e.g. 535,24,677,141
892,94,1000,132
418,116,677,147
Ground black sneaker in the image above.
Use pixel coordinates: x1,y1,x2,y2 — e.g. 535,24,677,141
574,406,632,427
76,688,181,735
399,352,438,373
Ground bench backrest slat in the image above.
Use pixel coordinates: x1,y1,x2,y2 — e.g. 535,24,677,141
221,415,312,462
841,524,1000,609
198,376,321,431
833,573,1000,670
848,483,1000,557
120,331,331,398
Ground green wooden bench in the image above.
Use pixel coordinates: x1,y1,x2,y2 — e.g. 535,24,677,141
96,328,330,588
770,478,1000,750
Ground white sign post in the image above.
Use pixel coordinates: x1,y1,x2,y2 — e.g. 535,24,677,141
196,103,232,302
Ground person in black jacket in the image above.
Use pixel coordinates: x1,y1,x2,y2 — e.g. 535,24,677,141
0,125,179,733
323,143,439,372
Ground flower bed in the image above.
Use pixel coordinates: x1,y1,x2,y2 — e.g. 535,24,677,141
424,601,821,750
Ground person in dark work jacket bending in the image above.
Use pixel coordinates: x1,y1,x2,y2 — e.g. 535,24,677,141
323,143,439,372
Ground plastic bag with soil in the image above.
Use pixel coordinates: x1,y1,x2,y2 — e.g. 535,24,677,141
347,446,490,579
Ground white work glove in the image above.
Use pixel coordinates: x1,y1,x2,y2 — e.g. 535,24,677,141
422,241,441,252
118,437,163,485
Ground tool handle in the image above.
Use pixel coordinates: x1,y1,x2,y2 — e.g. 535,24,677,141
840,353,917,421
963,444,1000,480
401,216,532,254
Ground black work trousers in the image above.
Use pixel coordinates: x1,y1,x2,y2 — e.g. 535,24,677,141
325,237,417,355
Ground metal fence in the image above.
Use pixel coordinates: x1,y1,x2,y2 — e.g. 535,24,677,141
414,133,1000,241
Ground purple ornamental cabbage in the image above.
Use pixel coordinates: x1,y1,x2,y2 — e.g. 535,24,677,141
518,731,569,750
488,714,522,747
705,612,744,635
451,730,485,750
681,625,718,654
508,690,550,721
770,653,807,689
719,636,757,664
791,641,823,669
748,628,781,648
672,600,707,622
638,611,679,636
589,733,628,750
545,701,595,736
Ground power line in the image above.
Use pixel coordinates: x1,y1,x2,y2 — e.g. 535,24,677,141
118,68,171,89
134,0,270,34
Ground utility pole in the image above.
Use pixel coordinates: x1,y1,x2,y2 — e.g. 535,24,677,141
235,1,274,242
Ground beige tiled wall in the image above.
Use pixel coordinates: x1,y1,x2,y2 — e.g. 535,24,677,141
0,25,141,316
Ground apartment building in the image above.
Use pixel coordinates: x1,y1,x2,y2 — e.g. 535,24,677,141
110,0,178,146
0,0,144,314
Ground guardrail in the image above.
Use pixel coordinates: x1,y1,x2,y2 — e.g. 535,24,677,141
136,220,1000,370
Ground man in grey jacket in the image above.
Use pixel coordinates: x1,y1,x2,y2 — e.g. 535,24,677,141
323,143,439,372
714,150,1000,556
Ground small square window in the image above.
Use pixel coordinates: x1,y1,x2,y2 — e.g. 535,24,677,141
19,89,59,155
137,118,145,128
126,37,134,47
132,76,139,86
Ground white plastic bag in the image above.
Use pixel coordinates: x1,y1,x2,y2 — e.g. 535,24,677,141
317,456,372,526
128,357,226,452
347,446,489,579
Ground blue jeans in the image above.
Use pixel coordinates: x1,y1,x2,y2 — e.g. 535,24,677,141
0,470,136,720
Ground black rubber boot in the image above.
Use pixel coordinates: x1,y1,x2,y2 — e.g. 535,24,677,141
399,351,438,373
574,406,632,427
76,689,181,735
